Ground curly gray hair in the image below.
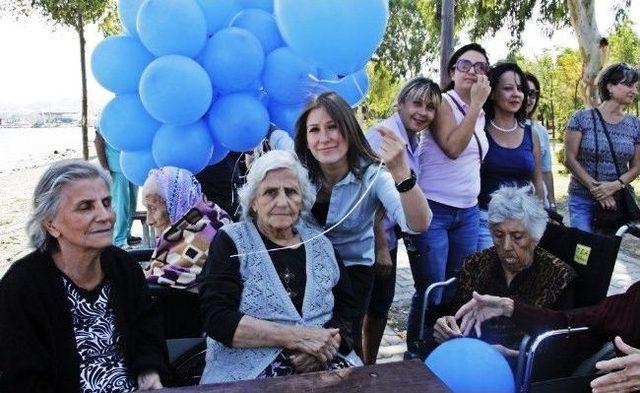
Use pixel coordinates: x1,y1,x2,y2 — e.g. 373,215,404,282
488,185,548,241
237,150,316,221
26,160,111,252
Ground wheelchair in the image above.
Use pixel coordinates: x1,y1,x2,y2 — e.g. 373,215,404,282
405,220,640,393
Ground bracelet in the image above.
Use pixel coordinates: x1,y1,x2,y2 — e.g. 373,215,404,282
395,169,417,193
618,178,626,189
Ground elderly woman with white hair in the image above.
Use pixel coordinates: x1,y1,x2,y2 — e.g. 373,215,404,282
0,160,166,392
198,150,357,384
432,185,576,359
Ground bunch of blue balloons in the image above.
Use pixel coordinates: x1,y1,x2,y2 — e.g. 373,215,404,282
92,0,388,185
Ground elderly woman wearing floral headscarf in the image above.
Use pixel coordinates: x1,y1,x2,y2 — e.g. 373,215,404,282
141,167,231,290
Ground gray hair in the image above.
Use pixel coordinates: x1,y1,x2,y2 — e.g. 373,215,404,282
26,159,111,252
237,150,316,221
487,185,548,241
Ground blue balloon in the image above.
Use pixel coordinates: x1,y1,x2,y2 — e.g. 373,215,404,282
267,101,303,137
320,68,369,107
238,0,273,12
230,8,283,54
99,94,161,151
207,132,230,166
118,0,145,38
208,93,269,152
120,149,158,186
152,120,213,174
137,0,207,57
139,55,213,125
262,47,319,105
200,27,264,93
425,338,515,393
195,0,242,35
274,0,388,75
91,35,155,94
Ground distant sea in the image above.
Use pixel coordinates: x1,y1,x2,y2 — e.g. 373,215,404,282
0,127,96,172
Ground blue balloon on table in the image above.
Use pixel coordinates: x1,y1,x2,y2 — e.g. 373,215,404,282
120,149,158,186
425,338,515,393
139,55,213,125
230,8,284,54
207,93,270,152
238,0,273,12
118,0,145,37
99,93,161,152
262,47,319,105
152,120,213,174
195,0,242,36
137,0,207,57
274,0,388,75
267,101,304,137
91,35,155,94
320,68,370,107
200,27,264,94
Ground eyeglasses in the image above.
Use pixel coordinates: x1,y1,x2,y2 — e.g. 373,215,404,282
453,59,490,75
528,90,539,99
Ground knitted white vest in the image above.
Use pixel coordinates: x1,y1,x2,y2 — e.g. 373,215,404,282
200,221,340,384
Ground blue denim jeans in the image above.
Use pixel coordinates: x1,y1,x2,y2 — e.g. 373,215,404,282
405,200,479,348
568,193,595,233
477,209,494,251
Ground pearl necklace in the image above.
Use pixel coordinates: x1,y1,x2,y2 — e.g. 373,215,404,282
490,119,519,133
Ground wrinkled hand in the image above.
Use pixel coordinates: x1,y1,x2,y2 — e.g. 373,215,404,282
374,247,393,277
433,316,463,344
598,196,617,211
454,291,513,338
137,370,162,390
470,75,491,110
590,181,620,201
287,327,340,364
492,344,519,358
591,337,640,393
289,351,328,373
376,126,409,181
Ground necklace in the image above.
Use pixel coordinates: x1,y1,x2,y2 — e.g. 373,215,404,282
490,119,519,133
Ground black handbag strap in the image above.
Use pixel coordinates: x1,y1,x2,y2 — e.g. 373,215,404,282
592,108,623,178
446,92,484,162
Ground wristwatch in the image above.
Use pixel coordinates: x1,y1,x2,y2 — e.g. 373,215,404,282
618,178,626,189
395,169,417,193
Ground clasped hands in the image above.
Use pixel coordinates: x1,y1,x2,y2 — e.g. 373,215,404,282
590,181,621,210
286,326,341,373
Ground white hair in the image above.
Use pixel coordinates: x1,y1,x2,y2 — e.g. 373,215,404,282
487,185,548,241
237,150,316,221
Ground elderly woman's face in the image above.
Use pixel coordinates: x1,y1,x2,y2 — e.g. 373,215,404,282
143,194,170,236
46,178,115,252
252,168,302,232
491,219,537,276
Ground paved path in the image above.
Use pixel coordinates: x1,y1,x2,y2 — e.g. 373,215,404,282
376,238,640,363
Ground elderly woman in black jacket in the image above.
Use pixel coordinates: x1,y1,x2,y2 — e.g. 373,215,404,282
0,160,166,392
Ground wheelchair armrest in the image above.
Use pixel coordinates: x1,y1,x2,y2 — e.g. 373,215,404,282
516,326,590,393
418,277,457,341
127,247,154,262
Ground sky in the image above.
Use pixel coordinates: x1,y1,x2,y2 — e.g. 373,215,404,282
0,0,639,113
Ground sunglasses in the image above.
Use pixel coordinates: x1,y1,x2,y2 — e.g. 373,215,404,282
453,59,490,75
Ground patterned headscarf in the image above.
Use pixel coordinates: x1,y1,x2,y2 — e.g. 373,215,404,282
146,167,203,223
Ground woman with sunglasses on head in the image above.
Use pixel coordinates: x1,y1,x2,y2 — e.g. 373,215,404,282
525,72,556,211
405,44,491,349
477,62,545,250
564,64,640,234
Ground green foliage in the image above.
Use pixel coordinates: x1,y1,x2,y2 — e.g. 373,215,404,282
99,0,122,37
608,19,640,65
361,63,401,128
3,0,113,33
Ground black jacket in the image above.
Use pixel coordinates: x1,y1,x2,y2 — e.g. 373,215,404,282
0,246,167,392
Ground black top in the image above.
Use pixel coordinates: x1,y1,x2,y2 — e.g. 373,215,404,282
0,247,167,393
199,230,355,354
196,152,243,219
311,201,330,226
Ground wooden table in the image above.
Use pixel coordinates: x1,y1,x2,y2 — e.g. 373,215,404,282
159,359,452,393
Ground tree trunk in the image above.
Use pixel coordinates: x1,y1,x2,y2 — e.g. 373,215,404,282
566,0,602,107
78,16,89,160
439,0,455,87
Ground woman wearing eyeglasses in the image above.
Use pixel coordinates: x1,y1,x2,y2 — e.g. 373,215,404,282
405,43,491,349
525,72,556,211
564,64,640,234
477,62,545,250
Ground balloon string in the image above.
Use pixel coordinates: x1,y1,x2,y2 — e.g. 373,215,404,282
230,160,384,258
307,73,343,84
352,73,365,98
